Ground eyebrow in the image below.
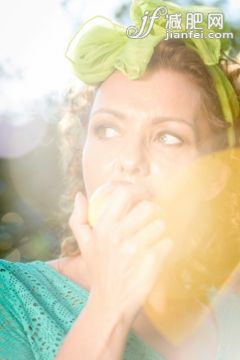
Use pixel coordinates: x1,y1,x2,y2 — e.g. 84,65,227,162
91,108,196,132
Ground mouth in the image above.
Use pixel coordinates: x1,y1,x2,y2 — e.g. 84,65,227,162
105,180,154,200
108,180,135,187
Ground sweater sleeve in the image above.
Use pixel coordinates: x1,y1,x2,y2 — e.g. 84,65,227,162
0,260,166,360
0,263,35,360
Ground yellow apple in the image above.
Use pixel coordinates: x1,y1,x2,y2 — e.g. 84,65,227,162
88,184,112,227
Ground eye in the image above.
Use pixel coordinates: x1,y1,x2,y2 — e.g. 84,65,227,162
153,132,183,146
93,124,120,139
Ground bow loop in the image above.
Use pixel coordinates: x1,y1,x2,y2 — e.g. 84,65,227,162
115,34,164,79
66,16,127,84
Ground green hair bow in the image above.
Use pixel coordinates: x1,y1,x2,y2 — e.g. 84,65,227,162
65,0,239,145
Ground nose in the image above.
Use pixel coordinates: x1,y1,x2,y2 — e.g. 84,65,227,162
111,136,149,177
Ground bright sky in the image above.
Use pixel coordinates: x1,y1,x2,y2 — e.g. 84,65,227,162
227,0,240,20
0,0,123,115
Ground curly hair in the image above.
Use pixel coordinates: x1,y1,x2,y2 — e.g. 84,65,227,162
58,39,240,264
58,84,96,257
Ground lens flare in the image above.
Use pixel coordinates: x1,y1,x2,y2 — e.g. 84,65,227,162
88,148,240,343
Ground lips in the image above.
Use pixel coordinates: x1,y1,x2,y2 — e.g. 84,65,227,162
98,181,154,204
106,180,154,199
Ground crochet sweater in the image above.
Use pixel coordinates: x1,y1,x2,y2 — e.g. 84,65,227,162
0,260,240,360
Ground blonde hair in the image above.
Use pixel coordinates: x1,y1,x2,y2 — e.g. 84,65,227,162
58,39,240,258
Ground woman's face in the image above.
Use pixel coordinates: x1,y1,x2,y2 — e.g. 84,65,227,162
82,68,215,200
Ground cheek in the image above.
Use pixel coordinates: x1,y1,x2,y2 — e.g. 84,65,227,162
147,148,200,202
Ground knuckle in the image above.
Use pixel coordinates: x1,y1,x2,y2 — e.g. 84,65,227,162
141,200,155,213
138,201,161,219
121,241,136,255
153,218,165,232
94,224,113,245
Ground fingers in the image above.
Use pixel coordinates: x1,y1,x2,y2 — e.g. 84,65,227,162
121,200,163,237
148,238,173,278
135,238,173,300
97,184,152,226
140,238,173,281
69,192,93,254
121,218,166,255
74,192,89,223
69,189,168,266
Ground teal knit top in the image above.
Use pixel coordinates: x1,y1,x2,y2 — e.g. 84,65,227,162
0,259,240,360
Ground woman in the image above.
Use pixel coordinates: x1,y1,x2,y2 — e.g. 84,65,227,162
1,1,240,359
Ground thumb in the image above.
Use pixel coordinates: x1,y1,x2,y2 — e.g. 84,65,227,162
69,192,93,254
74,192,89,223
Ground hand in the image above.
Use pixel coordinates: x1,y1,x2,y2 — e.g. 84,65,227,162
69,184,173,323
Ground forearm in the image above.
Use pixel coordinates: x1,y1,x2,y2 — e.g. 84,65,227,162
55,293,133,360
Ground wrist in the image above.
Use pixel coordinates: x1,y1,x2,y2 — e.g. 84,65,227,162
88,289,135,331
75,292,134,360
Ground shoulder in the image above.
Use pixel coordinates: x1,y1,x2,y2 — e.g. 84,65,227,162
0,260,26,325
0,258,90,299
0,260,36,299
0,258,40,281
0,259,19,283
0,259,59,298
0,258,32,271
0,259,89,329
0,258,14,271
